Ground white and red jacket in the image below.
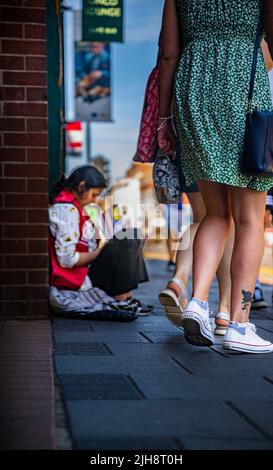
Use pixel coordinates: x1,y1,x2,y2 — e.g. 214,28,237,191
49,190,94,290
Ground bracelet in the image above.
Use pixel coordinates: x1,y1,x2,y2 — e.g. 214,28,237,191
158,115,173,120
157,115,174,131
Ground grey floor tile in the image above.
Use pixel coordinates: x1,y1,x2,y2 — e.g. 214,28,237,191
65,400,263,443
226,400,273,440
75,436,181,450
60,374,144,400
182,437,273,450
55,342,111,356
53,331,149,343
129,373,273,400
55,354,183,375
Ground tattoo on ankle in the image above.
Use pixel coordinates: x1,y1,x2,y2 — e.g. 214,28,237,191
241,289,252,310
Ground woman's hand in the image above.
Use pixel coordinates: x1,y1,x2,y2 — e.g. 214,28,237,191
157,120,177,159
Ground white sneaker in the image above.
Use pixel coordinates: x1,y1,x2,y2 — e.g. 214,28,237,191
181,299,214,346
223,322,273,354
214,311,230,336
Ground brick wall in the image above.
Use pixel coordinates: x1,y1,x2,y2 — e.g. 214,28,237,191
0,0,49,317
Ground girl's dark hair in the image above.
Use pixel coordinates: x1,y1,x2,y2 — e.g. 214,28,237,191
53,165,107,196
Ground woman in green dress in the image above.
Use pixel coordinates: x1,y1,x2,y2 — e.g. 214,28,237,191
157,0,273,353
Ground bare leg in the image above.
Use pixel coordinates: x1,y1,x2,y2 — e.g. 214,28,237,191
158,192,206,322
173,192,206,288
192,182,232,301
216,221,234,313
230,187,266,323
167,233,177,263
114,291,132,301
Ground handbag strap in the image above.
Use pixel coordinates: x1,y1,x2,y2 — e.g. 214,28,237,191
247,0,264,112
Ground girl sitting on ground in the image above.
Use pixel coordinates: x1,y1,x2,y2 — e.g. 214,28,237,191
49,165,149,320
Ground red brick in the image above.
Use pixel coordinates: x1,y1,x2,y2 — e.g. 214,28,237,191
4,224,48,238
1,8,45,24
5,254,48,269
0,1,22,5
28,239,48,253
4,102,47,117
2,40,46,55
5,193,48,208
26,148,48,163
25,56,46,71
3,71,46,86
0,239,26,254
0,22,23,38
4,163,48,178
0,179,26,192
26,87,47,102
24,302,49,319
0,270,26,285
0,55,24,70
0,148,25,162
4,286,48,300
23,0,46,6
27,178,48,193
1,301,28,316
0,209,27,223
28,209,48,223
27,118,47,132
29,301,49,317
0,86,25,101
28,270,48,284
0,118,25,132
4,133,48,148
24,24,45,39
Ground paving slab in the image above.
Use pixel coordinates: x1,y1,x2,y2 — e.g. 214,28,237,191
55,342,111,356
55,354,183,375
53,331,149,343
60,374,144,400
52,260,273,450
181,437,273,450
65,400,264,450
128,373,273,401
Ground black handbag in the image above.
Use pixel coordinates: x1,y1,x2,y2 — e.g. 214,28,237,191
241,1,273,177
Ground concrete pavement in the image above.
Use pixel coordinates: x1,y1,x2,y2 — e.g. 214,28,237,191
52,260,273,450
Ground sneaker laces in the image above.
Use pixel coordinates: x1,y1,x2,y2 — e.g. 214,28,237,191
246,322,257,335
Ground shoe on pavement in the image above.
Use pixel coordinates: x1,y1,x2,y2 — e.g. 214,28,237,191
159,277,188,327
127,298,154,315
181,298,214,346
214,311,230,336
223,321,273,354
251,282,268,309
120,298,152,317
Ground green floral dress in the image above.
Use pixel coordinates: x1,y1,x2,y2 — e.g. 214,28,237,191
174,0,273,191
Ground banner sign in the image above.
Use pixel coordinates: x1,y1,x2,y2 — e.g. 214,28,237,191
82,0,123,43
75,41,112,121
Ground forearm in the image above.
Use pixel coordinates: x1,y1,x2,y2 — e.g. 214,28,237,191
74,246,103,267
263,0,273,59
158,56,179,116
158,0,182,117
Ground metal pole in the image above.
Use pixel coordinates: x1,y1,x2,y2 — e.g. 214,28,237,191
86,122,92,163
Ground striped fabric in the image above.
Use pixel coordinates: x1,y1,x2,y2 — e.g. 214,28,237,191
49,285,130,314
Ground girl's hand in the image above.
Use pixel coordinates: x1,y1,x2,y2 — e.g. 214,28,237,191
157,120,177,159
